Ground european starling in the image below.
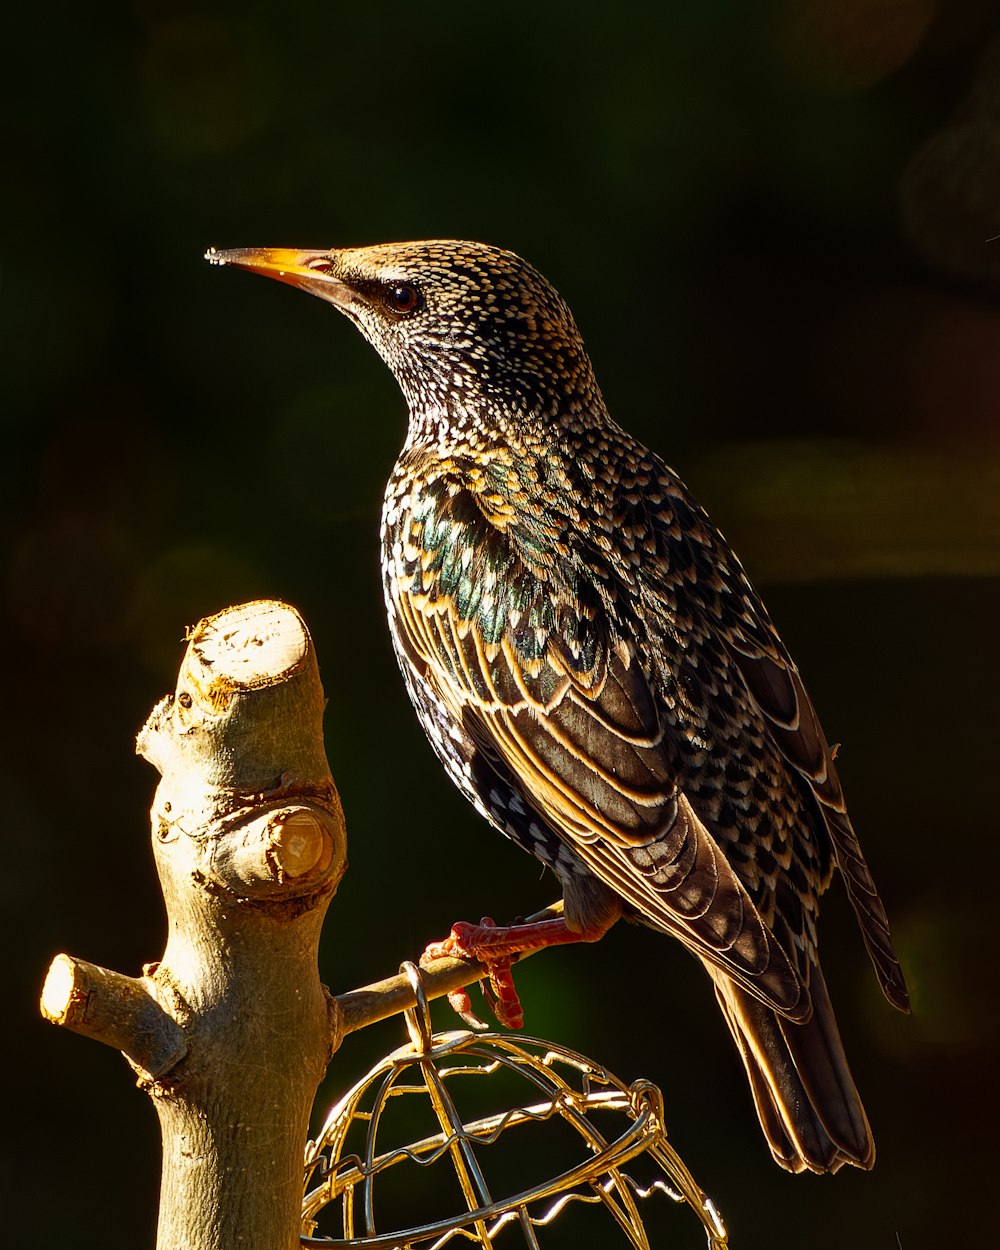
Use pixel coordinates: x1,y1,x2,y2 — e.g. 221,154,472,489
208,240,909,1174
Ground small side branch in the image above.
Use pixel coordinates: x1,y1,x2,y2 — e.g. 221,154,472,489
336,954,490,1035
41,954,187,1077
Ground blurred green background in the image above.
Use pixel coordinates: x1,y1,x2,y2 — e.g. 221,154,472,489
5,1,1000,1246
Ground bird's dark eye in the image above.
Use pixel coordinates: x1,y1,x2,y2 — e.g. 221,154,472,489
384,282,423,316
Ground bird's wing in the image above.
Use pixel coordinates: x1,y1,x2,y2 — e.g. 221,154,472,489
643,470,909,1013
725,633,910,1012
389,479,809,1019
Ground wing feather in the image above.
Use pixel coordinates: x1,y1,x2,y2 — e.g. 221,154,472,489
729,642,910,1012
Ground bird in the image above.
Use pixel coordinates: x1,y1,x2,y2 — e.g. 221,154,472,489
207,239,910,1174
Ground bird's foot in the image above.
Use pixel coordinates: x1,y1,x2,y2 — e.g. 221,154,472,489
422,911,590,1031
421,916,528,1030
441,957,524,1031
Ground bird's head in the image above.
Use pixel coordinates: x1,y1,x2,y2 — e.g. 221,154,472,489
206,240,602,435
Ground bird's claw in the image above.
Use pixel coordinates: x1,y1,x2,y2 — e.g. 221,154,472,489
479,956,524,1030
445,986,490,1031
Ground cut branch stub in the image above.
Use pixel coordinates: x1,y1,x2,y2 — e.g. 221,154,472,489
40,954,187,1078
42,599,347,1250
138,597,338,792
137,597,346,937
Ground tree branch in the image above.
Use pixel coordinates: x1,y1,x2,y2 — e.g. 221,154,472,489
40,954,186,1077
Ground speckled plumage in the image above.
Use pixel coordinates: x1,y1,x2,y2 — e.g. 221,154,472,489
211,239,909,1174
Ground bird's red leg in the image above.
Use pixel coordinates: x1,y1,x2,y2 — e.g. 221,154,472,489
425,914,601,962
422,910,609,1030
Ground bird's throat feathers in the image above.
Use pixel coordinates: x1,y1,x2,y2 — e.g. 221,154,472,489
391,322,607,451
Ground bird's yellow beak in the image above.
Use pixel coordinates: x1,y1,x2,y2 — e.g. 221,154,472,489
204,246,347,302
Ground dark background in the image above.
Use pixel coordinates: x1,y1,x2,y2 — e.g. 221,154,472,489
5,2,1000,1247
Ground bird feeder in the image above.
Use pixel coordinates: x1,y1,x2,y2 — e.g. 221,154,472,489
304,964,727,1249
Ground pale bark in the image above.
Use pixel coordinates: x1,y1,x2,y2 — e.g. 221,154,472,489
42,600,347,1250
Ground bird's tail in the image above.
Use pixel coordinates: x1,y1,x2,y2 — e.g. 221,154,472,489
707,963,875,1173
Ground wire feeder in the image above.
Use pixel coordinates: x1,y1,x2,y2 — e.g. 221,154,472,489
302,963,728,1250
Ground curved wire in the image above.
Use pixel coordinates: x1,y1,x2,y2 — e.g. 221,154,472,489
302,1027,729,1249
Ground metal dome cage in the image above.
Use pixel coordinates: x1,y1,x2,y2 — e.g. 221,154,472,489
301,965,729,1250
